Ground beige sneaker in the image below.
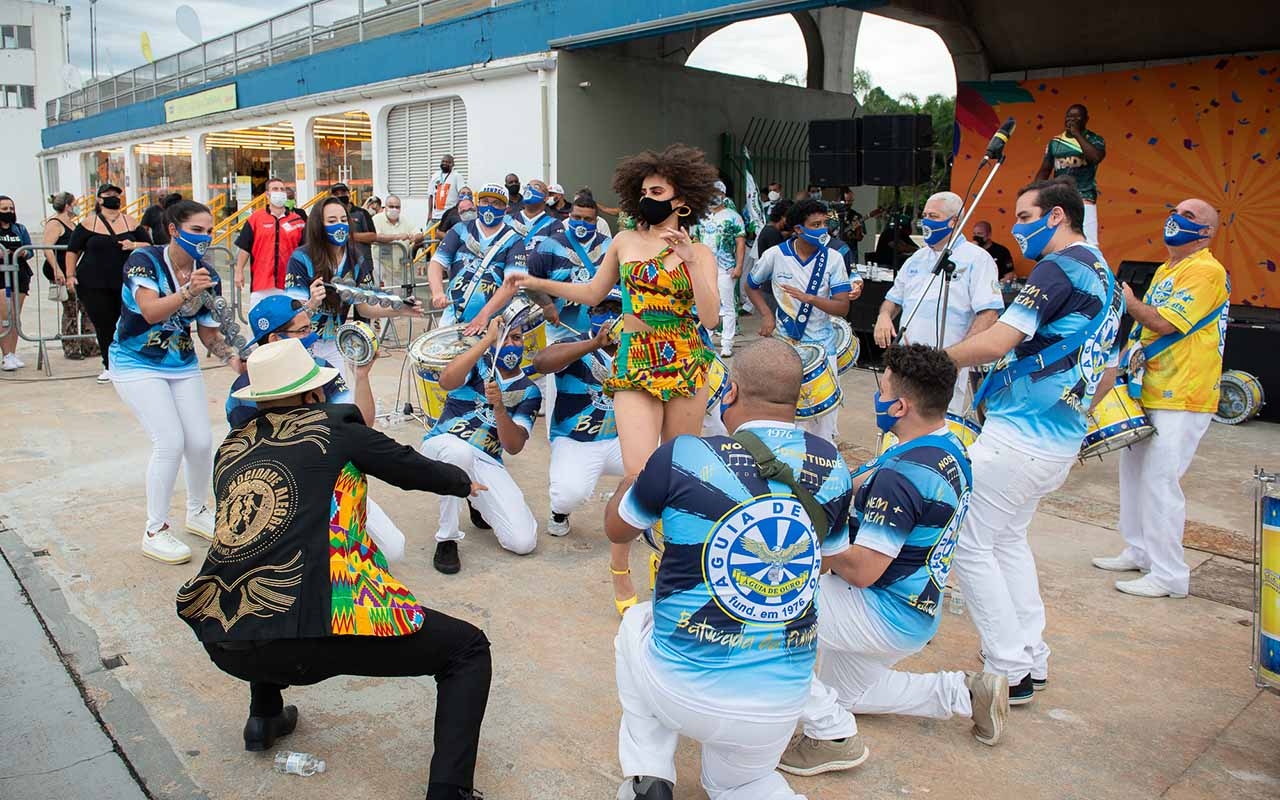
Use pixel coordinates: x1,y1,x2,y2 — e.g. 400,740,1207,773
965,670,1009,746
777,732,869,776
185,505,216,542
141,526,191,565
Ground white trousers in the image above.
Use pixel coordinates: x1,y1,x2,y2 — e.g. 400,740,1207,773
249,287,284,311
798,411,837,444
1083,203,1098,244
549,436,624,516
717,270,737,349
420,433,537,555
949,367,974,418
615,603,807,800
1118,409,1213,595
802,575,971,739
364,498,406,564
952,433,1072,682
113,372,212,533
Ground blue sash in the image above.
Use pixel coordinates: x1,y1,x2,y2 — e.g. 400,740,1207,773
1126,297,1229,399
780,240,828,342
972,251,1116,409
850,432,973,493
566,232,602,276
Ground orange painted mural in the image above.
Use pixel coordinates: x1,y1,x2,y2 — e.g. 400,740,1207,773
954,53,1279,307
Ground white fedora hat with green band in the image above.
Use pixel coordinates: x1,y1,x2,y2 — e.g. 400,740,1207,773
231,338,339,401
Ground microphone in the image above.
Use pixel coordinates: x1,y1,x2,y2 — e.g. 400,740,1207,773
982,117,1016,162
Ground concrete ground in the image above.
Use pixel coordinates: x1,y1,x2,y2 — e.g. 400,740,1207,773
2,305,1279,800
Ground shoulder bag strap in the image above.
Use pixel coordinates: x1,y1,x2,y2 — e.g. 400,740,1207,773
732,430,829,541
458,229,519,314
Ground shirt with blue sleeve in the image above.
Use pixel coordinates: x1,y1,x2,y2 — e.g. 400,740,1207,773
109,245,222,380
422,360,542,462
851,429,972,645
617,422,854,721
431,220,523,325
548,341,618,442
528,229,612,340
984,242,1123,459
283,249,373,341
748,240,857,359
226,354,352,429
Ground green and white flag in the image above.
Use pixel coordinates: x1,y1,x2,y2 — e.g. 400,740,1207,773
742,146,766,239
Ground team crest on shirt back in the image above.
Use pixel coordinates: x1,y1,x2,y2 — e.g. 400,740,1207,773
703,495,820,625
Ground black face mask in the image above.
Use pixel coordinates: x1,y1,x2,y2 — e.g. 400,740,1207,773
332,194,350,205
638,196,676,226
100,196,122,210
0,211,14,225
974,236,988,246
440,162,451,173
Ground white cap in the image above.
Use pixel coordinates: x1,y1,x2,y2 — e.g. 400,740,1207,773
548,183,565,195
713,180,727,193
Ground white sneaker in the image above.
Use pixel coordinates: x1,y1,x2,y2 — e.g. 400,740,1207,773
720,346,733,358
1092,554,1145,572
1116,575,1187,598
141,527,191,564
96,369,111,384
1,354,17,371
185,505,216,542
547,515,571,537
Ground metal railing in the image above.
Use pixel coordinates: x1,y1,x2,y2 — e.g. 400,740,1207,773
211,193,268,249
1,245,100,376
47,0,495,126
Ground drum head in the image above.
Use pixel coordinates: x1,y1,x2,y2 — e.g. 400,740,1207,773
794,342,826,370
409,325,479,366
1215,370,1263,425
1079,423,1155,460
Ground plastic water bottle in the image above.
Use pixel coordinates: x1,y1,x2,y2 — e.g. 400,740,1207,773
274,751,326,776
949,585,965,616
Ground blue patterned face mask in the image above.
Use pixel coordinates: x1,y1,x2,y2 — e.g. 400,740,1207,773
498,343,524,371
175,230,211,261
477,205,502,226
521,185,546,207
919,216,953,247
1011,214,1059,260
873,390,902,434
298,332,320,350
796,225,829,247
1162,213,1209,246
568,219,595,240
324,222,349,246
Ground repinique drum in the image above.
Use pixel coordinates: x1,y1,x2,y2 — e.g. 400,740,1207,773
795,342,841,419
1216,369,1265,425
1079,374,1156,460
409,325,480,428
704,356,729,412
832,317,859,375
878,413,982,454
502,295,547,380
335,321,378,366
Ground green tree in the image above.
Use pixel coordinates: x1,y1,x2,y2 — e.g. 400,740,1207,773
850,71,955,211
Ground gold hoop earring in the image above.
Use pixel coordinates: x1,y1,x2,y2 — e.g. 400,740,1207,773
676,206,692,218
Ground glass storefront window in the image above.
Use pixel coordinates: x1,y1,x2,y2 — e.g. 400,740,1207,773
204,122,296,217
135,138,194,202
312,111,371,201
81,149,126,197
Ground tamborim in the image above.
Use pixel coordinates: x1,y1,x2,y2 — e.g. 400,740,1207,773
409,325,481,428
1215,369,1265,425
1080,374,1156,460
832,317,859,375
794,341,841,419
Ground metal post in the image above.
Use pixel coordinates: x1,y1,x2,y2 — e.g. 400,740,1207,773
309,3,316,56
358,0,365,42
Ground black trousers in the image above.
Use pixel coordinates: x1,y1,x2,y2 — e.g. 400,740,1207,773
77,286,121,368
206,610,491,795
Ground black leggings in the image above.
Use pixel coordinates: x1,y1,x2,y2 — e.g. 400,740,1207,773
206,609,491,797
77,287,121,368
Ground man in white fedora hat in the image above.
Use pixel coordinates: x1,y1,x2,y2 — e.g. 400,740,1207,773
179,337,493,800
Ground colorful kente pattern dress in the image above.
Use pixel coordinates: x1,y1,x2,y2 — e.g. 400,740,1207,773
606,245,714,401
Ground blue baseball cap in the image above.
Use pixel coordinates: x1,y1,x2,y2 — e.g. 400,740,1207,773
250,295,306,345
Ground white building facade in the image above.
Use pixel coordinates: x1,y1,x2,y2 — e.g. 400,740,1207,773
1,0,67,224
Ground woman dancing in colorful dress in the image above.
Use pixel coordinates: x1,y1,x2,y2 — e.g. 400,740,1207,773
507,144,720,613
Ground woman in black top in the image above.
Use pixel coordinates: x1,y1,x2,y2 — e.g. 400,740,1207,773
66,184,150,382
42,192,99,360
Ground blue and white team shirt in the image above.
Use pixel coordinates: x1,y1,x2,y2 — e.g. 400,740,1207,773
618,422,854,720
109,245,222,380
528,229,612,340
887,235,1003,348
226,354,351,429
505,209,562,284
984,242,1122,460
549,340,618,442
423,360,542,462
283,250,373,340
850,429,972,644
432,220,524,325
747,240,858,359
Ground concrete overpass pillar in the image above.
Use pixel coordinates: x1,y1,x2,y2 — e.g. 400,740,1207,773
810,7,862,94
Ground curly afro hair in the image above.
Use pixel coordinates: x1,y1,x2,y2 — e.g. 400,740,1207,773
612,144,720,229
883,343,958,419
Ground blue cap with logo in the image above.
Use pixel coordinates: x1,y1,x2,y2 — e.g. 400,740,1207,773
250,295,306,345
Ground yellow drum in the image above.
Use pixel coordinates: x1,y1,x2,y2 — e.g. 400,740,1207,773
640,521,665,591
704,356,729,412
1080,374,1156,460
878,413,982,454
794,341,841,419
1216,369,1265,425
832,317,860,375
409,325,480,428
501,294,548,379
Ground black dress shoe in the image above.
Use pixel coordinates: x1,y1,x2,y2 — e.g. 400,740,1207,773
243,705,298,751
425,784,483,799
467,502,491,530
433,540,461,574
630,777,674,800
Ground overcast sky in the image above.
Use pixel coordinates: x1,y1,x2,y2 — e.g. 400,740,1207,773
63,3,954,100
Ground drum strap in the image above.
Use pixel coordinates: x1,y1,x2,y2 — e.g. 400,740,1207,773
849,433,973,491
732,430,829,542
457,229,519,317
972,254,1116,409
1126,298,1229,399
779,240,828,342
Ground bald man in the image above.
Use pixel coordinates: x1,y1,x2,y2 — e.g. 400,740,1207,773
1092,199,1229,599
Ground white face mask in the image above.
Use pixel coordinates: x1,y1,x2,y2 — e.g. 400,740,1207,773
386,208,400,222
268,191,287,207
767,191,780,203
